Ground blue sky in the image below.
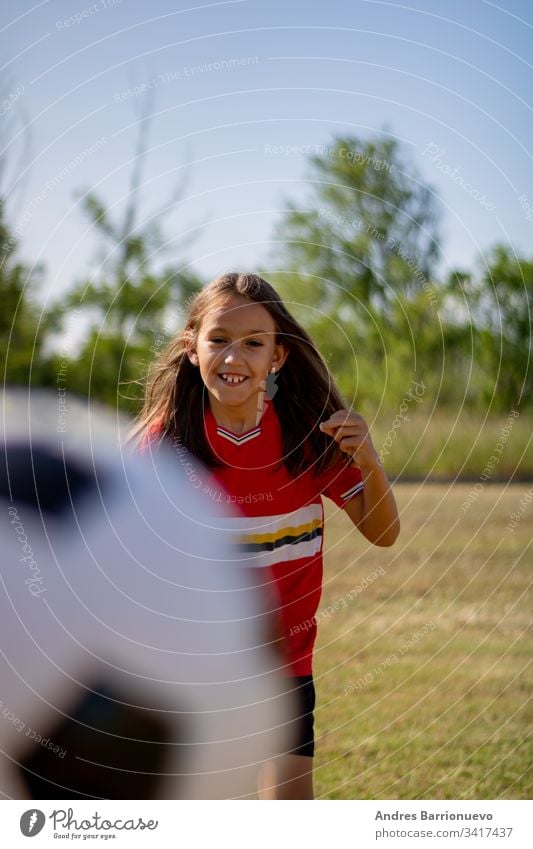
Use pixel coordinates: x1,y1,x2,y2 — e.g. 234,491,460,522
1,0,532,313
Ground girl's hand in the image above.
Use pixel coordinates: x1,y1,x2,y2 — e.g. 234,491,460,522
319,409,380,470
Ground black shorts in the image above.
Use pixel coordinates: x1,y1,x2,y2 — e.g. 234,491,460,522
284,675,316,758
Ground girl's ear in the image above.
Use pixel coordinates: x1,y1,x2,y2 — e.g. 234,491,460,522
273,344,289,371
186,348,199,366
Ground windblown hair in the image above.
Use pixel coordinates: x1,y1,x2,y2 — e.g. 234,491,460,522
133,272,350,476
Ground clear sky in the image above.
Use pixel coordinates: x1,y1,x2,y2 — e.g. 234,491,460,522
1,0,532,310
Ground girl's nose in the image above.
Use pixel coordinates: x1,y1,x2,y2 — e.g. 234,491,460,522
223,342,244,362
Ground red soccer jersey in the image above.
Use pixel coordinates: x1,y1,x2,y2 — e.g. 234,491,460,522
202,401,364,676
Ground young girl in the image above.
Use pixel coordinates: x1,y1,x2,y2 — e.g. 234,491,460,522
135,272,400,800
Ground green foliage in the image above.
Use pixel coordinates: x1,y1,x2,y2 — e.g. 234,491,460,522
0,200,58,386
272,134,440,305
269,134,444,407
1,127,531,430
270,135,532,414
61,190,202,414
434,250,533,414
474,245,532,412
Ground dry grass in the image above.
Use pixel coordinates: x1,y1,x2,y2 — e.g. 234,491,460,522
313,483,532,799
368,411,532,480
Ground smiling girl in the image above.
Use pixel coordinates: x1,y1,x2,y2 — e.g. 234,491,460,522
135,272,399,799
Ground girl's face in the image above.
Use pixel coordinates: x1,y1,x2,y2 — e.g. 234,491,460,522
188,294,288,419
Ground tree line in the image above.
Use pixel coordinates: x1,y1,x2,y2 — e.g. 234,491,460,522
1,134,531,417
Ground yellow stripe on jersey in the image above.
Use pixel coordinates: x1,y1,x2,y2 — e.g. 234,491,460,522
220,503,325,568
239,517,322,546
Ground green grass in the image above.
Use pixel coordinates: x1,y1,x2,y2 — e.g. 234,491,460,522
367,410,533,480
313,483,532,799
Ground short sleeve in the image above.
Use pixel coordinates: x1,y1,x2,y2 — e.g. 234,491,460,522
318,456,364,508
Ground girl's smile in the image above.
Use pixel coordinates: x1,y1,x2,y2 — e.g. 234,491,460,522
218,373,248,385
188,294,288,433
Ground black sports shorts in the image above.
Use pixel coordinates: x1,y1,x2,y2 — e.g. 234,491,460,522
284,675,315,758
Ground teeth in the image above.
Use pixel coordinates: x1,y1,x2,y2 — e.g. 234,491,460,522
221,374,246,384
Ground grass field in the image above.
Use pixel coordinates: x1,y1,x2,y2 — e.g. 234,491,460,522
312,482,532,800
368,411,533,480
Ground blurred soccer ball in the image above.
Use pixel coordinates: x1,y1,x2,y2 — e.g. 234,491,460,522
0,390,291,799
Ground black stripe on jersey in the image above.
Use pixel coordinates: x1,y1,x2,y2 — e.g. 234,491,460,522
238,526,323,553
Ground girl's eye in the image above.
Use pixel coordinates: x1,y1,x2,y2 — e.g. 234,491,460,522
209,337,263,346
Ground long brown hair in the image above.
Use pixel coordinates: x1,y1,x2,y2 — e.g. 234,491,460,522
133,272,350,476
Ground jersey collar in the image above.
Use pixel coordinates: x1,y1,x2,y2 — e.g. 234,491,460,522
205,401,272,447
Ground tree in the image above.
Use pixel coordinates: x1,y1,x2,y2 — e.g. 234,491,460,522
465,245,532,412
60,99,203,411
0,75,59,387
0,199,58,386
268,134,442,406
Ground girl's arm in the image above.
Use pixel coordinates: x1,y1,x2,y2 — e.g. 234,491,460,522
320,411,400,547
